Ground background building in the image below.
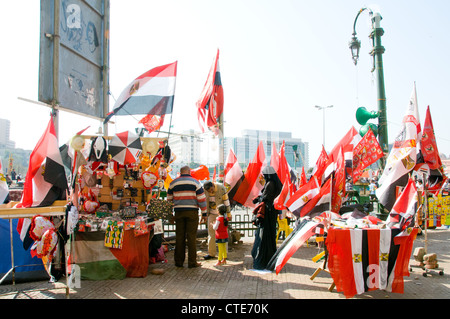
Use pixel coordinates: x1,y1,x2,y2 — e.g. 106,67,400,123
0,118,16,149
168,129,309,176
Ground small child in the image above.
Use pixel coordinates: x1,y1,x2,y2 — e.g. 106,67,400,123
212,204,229,266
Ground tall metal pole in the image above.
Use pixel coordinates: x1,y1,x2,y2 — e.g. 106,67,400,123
351,8,388,169
102,0,110,136
52,0,61,136
370,12,388,169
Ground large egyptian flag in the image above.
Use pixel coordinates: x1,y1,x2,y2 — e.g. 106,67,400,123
376,93,420,211
285,176,320,217
223,148,244,202
104,62,178,124
233,141,266,208
17,117,68,208
197,49,224,135
326,227,418,298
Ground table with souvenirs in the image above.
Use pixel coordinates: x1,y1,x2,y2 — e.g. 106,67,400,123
70,134,175,280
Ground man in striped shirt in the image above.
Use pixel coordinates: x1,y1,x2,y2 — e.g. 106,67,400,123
167,166,207,268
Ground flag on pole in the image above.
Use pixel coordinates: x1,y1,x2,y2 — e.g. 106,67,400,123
270,142,280,173
233,141,266,208
224,149,244,203
331,147,345,213
387,177,418,231
104,61,177,123
301,178,332,218
376,91,420,211
197,49,224,135
352,128,384,183
17,116,68,208
311,145,329,183
324,127,361,180
285,176,320,217
420,106,442,171
299,167,307,188
267,219,319,274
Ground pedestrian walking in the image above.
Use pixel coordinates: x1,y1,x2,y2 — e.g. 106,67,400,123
167,165,207,268
211,204,229,266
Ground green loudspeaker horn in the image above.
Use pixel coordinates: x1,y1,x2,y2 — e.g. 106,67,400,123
359,123,378,137
356,107,379,125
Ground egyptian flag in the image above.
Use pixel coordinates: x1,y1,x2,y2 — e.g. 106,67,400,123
273,178,293,210
325,127,361,179
197,49,224,135
285,176,320,217
387,177,418,231
17,117,67,208
326,227,417,298
104,61,177,124
311,145,329,184
376,96,420,211
233,141,266,208
224,149,244,204
331,147,345,213
420,106,442,171
299,167,307,188
266,219,319,274
301,177,332,218
270,142,280,172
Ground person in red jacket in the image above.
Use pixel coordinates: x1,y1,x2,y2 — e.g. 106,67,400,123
211,204,229,266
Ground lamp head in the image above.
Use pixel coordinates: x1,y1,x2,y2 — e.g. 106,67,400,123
349,35,361,65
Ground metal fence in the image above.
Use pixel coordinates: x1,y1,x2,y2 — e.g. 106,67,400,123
163,207,258,239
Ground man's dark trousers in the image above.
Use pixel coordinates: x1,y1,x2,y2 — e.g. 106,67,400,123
174,209,199,267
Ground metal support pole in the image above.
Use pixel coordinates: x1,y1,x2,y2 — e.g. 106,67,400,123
102,0,110,136
52,0,61,136
370,12,388,168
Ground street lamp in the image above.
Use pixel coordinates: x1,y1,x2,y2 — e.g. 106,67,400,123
315,105,333,149
349,7,388,169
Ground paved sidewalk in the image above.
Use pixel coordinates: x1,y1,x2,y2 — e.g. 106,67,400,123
0,228,449,301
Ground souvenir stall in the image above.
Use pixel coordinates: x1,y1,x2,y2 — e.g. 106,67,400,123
68,131,175,280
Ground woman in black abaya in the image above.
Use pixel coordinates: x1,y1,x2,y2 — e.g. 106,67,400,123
251,166,283,270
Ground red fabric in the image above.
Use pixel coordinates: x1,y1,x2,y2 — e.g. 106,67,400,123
110,229,150,278
391,227,419,293
326,229,357,298
331,147,345,213
366,229,380,291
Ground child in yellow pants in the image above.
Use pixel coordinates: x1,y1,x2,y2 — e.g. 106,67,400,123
212,204,229,266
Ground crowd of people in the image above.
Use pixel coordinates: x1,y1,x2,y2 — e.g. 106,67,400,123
166,164,284,270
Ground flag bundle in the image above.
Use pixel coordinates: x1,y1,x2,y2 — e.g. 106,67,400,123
197,49,224,135
273,141,294,210
233,141,266,208
285,177,320,217
327,227,418,298
104,61,178,124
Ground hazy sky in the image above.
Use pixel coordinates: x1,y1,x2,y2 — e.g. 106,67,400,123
1,0,449,168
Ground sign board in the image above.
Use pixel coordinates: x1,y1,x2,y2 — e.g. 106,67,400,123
39,0,109,119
